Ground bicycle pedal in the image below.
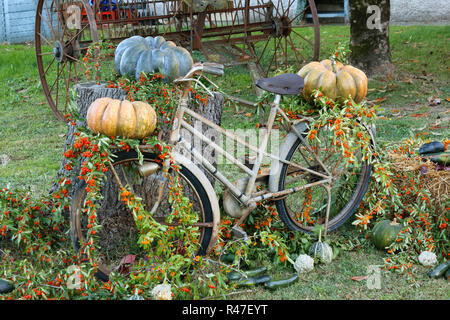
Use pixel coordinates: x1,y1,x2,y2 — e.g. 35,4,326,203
231,226,249,241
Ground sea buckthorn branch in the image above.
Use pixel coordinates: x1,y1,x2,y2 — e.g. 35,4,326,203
81,40,115,84
353,138,449,271
292,89,447,271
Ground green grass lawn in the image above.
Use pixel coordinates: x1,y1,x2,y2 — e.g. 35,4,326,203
0,25,449,300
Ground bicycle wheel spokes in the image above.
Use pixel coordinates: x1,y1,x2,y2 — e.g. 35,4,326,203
278,125,369,233
71,154,212,277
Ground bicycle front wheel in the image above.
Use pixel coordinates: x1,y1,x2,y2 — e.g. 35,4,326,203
275,125,372,233
70,150,216,281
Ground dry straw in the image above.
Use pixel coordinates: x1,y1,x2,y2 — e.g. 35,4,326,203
388,150,449,214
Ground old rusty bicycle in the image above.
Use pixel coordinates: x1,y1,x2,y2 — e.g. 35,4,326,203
70,62,374,280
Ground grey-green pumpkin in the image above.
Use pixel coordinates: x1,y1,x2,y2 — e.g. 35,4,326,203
308,230,333,264
114,35,193,83
184,0,228,12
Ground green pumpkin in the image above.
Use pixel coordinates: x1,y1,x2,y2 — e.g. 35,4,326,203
114,35,193,83
184,0,228,12
308,230,333,264
371,219,402,250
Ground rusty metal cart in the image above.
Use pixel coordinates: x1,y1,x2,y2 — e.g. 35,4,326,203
35,0,320,121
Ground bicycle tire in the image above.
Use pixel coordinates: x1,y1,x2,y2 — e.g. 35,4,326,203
70,150,215,281
274,128,372,234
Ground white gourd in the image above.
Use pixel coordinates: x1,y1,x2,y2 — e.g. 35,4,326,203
293,254,314,274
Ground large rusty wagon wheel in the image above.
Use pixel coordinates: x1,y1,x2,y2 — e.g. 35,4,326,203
35,0,99,122
182,0,320,76
252,0,320,75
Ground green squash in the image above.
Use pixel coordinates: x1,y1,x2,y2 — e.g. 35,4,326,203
264,274,299,291
114,35,193,83
371,219,402,250
430,152,450,166
418,141,445,155
236,275,271,288
427,260,450,279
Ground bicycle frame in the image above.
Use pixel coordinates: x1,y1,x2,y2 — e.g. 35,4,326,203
168,70,333,219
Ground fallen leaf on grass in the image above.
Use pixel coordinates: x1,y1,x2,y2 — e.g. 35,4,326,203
0,154,11,167
351,276,368,282
410,113,428,118
402,77,414,84
414,125,427,131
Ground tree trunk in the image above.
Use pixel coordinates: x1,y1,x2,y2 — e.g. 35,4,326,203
349,0,395,76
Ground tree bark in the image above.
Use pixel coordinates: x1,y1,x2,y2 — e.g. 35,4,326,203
349,0,395,76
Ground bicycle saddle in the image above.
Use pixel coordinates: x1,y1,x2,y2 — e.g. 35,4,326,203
256,73,304,95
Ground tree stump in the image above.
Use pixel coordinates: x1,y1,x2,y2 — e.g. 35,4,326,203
51,82,127,196
53,82,223,262
176,92,223,186
53,83,223,194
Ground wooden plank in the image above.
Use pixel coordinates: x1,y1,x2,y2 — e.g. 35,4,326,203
5,0,36,13
3,0,37,43
0,0,5,43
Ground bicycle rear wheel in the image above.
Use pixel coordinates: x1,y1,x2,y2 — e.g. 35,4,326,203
275,124,372,233
70,150,215,281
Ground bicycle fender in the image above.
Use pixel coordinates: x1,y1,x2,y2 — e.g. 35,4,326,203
171,152,221,252
268,122,309,193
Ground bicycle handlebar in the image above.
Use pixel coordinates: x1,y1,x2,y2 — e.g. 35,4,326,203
174,62,224,83
201,62,224,76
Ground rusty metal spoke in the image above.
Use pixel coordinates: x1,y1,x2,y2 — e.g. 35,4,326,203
43,56,57,76
287,34,302,65
289,6,309,25
290,28,314,47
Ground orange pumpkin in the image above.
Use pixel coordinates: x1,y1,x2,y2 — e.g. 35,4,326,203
86,98,157,139
298,59,368,103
